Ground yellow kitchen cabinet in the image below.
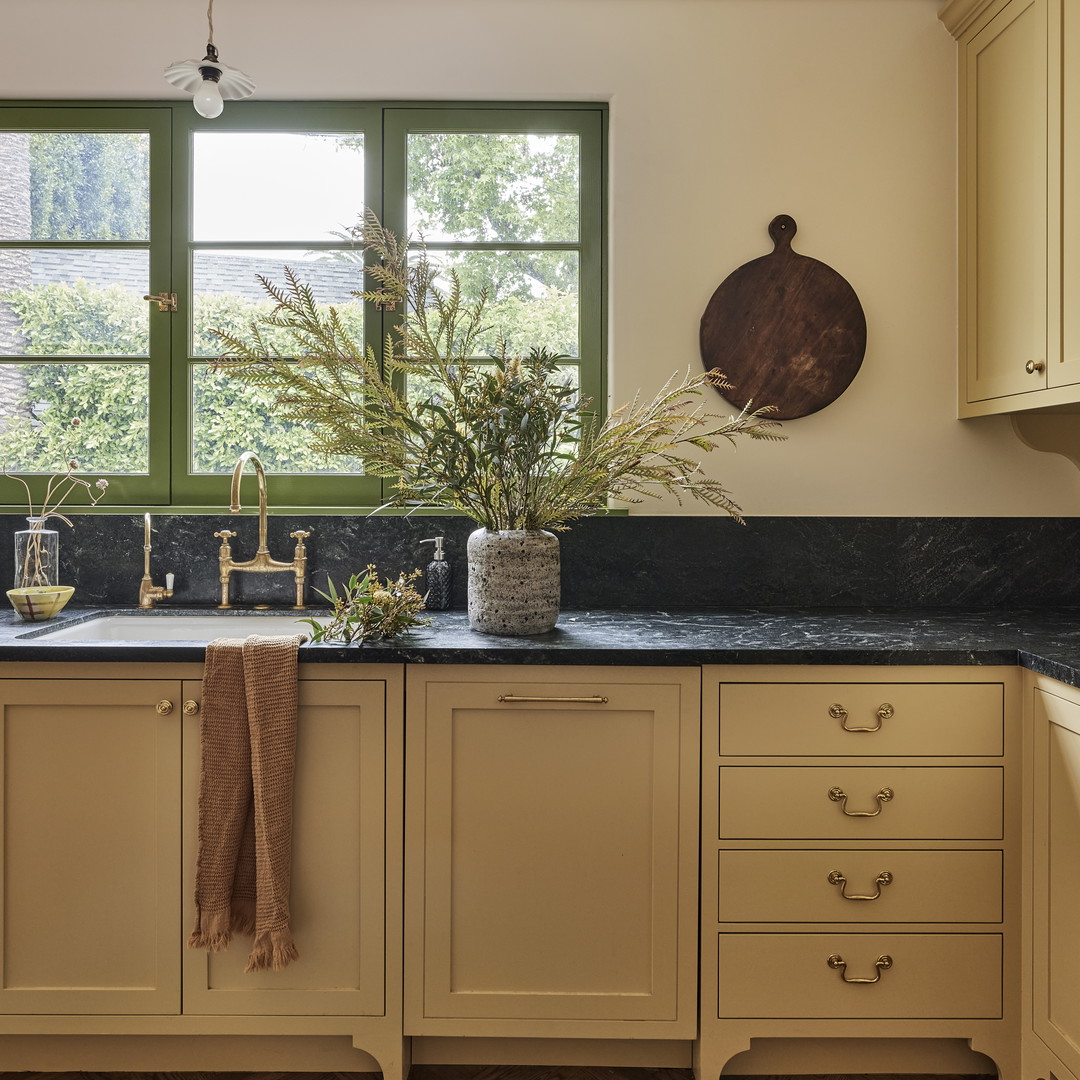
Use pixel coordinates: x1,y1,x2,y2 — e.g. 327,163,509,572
0,676,182,1015
1028,678,1080,1080
698,666,1022,1080
404,664,699,1038
181,677,389,1017
0,662,406,1080
943,0,1080,414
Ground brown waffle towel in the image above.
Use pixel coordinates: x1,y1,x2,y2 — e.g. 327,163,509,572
188,633,304,972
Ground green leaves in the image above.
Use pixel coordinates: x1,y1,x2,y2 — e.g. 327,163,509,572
301,566,431,645
29,132,149,242
212,217,786,529
0,279,365,474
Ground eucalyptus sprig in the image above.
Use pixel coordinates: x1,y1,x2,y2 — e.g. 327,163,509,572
211,214,784,529
301,566,431,645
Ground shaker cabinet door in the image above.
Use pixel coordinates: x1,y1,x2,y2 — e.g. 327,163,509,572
1033,684,1080,1074
0,678,182,1014
182,678,389,1017
405,665,699,1037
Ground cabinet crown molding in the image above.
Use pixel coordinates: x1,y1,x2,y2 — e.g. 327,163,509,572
940,0,1007,38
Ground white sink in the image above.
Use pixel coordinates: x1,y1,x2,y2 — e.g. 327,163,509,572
28,613,316,642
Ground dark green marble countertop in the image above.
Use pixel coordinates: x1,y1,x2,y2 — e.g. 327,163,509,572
4,606,1080,687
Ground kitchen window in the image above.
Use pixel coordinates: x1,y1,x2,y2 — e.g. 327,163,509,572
0,102,605,509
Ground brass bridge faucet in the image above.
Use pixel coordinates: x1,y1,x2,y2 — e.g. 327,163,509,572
214,451,311,609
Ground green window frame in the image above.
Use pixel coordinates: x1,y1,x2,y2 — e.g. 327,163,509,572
0,100,606,511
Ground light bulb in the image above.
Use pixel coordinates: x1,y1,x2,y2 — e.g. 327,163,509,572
193,77,224,119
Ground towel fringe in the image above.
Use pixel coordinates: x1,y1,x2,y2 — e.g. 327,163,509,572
188,928,232,953
246,929,299,972
188,906,234,952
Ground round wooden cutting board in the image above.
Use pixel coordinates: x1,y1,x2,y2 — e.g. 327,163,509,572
699,215,866,420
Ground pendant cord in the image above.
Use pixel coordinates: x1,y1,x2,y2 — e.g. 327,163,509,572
206,0,215,46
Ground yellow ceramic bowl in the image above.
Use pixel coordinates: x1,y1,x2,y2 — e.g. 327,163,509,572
7,585,74,621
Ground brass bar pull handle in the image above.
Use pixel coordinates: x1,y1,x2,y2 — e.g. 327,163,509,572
827,953,893,984
829,702,894,732
829,786,893,816
143,291,178,312
827,869,893,900
498,695,609,704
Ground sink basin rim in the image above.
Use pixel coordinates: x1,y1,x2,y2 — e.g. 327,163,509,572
18,611,321,643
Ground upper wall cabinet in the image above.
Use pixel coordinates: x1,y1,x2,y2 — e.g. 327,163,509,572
943,0,1080,415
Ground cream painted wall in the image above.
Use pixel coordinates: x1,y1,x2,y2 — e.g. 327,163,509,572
3,0,1077,516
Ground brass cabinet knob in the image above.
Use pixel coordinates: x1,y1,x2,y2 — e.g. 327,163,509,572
155,700,174,715
1026,359,1046,374
183,700,201,716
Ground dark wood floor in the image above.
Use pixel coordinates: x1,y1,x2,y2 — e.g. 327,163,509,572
0,1069,998,1080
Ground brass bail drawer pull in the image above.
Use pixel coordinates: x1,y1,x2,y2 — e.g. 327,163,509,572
827,953,893,984
497,694,609,704
828,786,894,816
829,702,894,732
827,869,893,900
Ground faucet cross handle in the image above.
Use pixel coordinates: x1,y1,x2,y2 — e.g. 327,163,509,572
214,529,237,555
290,529,311,545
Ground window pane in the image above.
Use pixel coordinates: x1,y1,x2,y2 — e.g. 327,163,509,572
190,365,362,475
0,249,149,356
193,133,365,241
0,362,148,472
192,248,363,357
0,132,149,241
425,249,579,358
406,361,580,407
408,133,579,242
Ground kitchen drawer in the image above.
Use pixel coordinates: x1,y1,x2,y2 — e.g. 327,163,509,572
718,682,1003,757
718,849,1002,923
717,933,1002,1018
719,766,1002,839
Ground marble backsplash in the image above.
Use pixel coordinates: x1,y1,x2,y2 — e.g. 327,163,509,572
3,512,1079,611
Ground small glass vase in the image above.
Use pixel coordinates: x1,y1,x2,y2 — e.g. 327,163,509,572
14,517,60,589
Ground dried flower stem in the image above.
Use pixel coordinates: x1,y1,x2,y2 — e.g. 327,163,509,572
6,423,110,587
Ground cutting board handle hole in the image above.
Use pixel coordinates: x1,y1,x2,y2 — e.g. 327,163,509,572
769,214,797,249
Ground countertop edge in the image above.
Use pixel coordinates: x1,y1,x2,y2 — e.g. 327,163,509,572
1,607,1074,683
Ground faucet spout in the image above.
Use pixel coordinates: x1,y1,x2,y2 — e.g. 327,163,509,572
230,450,270,553
214,451,311,609
139,512,174,608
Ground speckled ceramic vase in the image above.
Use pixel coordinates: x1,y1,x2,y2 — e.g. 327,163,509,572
467,528,560,636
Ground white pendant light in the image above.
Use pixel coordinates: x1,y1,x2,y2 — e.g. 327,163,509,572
164,0,255,118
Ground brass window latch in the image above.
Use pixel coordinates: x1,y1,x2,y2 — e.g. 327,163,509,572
144,291,178,312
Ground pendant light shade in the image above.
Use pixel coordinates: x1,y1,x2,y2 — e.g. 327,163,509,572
164,1,254,118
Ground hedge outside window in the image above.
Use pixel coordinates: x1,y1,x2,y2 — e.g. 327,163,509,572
0,102,605,509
